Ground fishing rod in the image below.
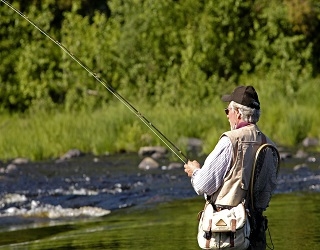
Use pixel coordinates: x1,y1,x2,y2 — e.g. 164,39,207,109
1,0,188,164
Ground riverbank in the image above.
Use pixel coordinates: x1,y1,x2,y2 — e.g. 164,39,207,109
1,98,319,162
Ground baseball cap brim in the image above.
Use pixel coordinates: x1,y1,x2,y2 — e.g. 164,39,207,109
221,94,232,102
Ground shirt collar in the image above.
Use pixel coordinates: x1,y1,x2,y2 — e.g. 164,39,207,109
236,122,252,129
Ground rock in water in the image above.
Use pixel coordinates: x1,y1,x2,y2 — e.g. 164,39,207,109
138,157,159,170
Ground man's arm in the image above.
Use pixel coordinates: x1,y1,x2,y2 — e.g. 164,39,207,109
184,136,233,196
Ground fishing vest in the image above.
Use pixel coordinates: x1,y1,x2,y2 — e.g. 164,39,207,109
210,124,274,207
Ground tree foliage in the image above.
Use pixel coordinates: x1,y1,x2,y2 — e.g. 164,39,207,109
0,0,319,113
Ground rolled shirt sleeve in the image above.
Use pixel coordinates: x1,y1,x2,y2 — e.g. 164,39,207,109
191,136,233,196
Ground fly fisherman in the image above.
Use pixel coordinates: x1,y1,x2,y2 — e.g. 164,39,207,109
184,86,278,250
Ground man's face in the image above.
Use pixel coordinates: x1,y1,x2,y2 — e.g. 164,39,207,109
226,104,238,130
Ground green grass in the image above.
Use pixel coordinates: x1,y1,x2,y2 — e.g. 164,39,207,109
0,77,319,162
0,101,223,161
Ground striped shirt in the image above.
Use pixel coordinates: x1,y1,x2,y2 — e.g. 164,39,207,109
191,136,233,196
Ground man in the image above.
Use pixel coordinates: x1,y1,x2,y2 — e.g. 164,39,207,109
184,85,278,250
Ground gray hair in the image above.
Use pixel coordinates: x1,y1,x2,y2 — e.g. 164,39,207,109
230,101,260,123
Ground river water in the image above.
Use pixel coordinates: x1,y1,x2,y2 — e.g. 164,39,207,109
0,149,319,249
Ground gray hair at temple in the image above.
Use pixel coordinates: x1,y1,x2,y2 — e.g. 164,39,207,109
230,101,260,124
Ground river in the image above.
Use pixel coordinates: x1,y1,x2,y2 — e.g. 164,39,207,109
0,149,319,249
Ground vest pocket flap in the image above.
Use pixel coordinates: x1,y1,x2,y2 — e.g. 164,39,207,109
201,203,246,233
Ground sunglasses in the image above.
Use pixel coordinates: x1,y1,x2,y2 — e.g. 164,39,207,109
224,108,231,115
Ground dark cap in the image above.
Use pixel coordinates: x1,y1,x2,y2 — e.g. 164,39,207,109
221,85,260,109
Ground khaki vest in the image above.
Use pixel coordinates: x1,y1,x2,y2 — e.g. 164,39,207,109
211,124,274,207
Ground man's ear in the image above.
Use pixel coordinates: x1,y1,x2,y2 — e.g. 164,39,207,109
236,109,241,120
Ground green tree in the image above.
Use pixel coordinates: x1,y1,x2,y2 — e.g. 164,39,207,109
1,0,320,113
252,0,313,96
0,0,30,112
59,3,120,111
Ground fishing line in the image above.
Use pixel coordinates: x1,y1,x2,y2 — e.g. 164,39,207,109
1,0,188,164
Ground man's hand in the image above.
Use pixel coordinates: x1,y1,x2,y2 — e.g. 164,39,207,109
184,160,201,177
